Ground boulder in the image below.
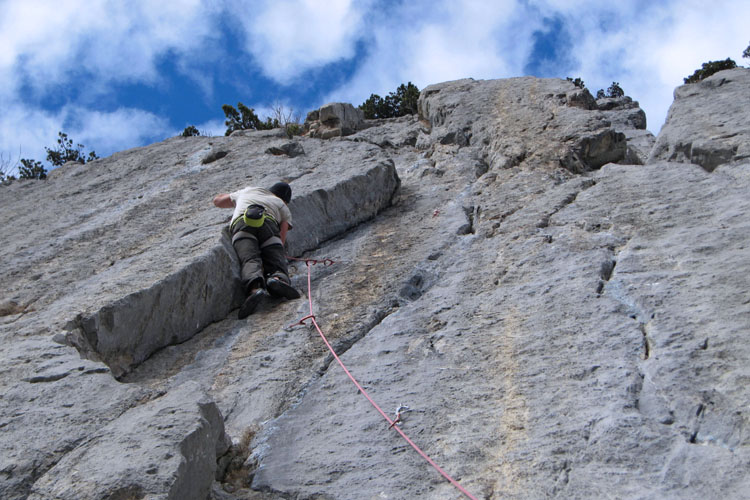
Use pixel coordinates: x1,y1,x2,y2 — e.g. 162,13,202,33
307,102,366,138
265,141,305,158
27,382,229,500
416,77,645,172
649,67,750,170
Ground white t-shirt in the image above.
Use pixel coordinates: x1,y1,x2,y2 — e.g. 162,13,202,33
230,187,293,228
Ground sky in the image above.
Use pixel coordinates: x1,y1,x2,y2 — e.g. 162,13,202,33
1,0,748,172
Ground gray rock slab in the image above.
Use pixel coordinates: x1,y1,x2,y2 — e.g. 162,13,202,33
0,133,398,496
0,337,150,500
248,160,750,499
346,115,427,148
317,102,365,136
27,381,228,500
1,134,397,377
417,77,651,173
649,67,750,170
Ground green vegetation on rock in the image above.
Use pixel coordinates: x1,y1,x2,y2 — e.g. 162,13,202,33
359,82,420,119
684,58,737,84
596,82,625,99
222,102,277,136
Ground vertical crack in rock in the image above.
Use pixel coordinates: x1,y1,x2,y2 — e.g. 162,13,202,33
318,303,399,376
538,178,595,229
458,205,478,235
639,322,651,360
596,259,616,295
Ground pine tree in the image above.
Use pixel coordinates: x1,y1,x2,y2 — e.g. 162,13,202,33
359,82,420,119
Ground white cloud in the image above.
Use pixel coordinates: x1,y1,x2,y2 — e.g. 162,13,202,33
324,0,534,106
0,0,221,161
0,0,222,98
0,104,172,164
72,107,173,156
193,119,227,138
228,0,372,84
492,0,750,132
0,105,62,164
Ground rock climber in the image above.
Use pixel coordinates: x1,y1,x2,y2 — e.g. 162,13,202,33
213,181,300,319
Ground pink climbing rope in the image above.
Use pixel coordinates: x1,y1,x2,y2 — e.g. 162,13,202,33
288,257,478,500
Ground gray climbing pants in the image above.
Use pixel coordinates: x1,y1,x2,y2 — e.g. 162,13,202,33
231,218,290,293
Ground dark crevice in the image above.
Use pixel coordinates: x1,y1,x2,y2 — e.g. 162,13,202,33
24,372,70,383
459,205,478,235
596,259,617,295
201,150,228,164
696,403,706,417
639,323,651,360
600,259,616,282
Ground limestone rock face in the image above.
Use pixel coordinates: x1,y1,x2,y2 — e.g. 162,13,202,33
0,133,397,499
596,95,654,164
649,67,750,170
306,102,366,139
417,77,631,173
27,381,228,500
1,74,749,500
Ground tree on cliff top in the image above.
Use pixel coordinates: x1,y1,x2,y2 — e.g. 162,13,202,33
45,132,99,167
222,103,277,136
596,82,625,99
359,82,420,119
684,58,737,84
19,159,47,180
5,132,99,182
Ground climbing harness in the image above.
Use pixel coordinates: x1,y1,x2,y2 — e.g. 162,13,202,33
288,256,478,500
231,204,278,230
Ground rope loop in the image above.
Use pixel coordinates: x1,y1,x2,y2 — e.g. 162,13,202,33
287,314,315,329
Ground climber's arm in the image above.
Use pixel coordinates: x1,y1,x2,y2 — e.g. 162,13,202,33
213,193,234,208
280,221,289,245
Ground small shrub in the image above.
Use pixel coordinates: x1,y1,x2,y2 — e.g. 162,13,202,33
566,77,585,89
596,81,625,99
182,125,200,137
285,123,302,138
607,82,624,98
0,152,18,183
270,104,303,139
18,159,47,180
45,132,98,167
684,58,737,84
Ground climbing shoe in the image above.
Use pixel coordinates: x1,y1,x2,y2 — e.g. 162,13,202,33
266,277,301,300
238,289,265,319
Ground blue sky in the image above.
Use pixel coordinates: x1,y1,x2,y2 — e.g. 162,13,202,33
1,0,748,172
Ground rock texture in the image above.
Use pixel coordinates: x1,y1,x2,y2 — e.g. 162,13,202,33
27,382,229,500
649,67,750,170
305,102,367,139
1,70,749,500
